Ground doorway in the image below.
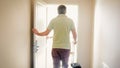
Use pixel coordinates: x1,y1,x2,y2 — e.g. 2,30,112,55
33,3,78,68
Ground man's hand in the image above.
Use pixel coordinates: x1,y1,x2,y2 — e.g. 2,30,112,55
32,28,39,35
71,29,77,45
32,28,51,36
73,41,77,45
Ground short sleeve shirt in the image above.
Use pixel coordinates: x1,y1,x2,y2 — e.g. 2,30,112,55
47,14,75,49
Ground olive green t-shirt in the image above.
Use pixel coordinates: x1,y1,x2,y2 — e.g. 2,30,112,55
47,14,75,49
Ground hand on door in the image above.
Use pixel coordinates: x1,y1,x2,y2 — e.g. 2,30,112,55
32,28,39,35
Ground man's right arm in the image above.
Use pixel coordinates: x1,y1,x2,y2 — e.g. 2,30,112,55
32,28,51,36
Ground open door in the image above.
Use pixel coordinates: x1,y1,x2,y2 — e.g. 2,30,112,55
32,3,78,68
33,2,47,68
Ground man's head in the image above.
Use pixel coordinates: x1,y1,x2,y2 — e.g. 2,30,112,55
58,5,66,14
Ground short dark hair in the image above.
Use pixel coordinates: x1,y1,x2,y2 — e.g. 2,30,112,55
58,5,66,14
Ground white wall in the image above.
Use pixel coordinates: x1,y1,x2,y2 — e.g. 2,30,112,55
78,0,93,68
0,0,31,68
93,0,120,68
43,0,93,68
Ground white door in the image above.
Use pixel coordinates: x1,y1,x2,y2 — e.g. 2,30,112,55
33,2,47,68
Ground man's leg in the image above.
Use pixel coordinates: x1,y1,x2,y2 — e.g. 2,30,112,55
62,57,69,68
53,58,60,68
52,49,61,68
60,49,70,68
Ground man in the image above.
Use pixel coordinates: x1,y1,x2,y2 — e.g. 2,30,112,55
32,5,77,68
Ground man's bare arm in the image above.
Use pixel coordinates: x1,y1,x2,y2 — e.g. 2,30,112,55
71,28,77,44
32,28,51,36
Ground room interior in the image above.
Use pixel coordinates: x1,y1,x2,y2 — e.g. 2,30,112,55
0,0,120,68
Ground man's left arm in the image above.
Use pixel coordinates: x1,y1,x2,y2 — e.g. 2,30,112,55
71,28,77,44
